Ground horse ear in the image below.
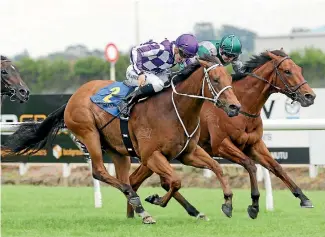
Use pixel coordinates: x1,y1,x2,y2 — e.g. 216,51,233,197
266,50,278,60
280,47,285,53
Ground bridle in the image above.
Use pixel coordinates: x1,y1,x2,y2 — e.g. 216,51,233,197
240,56,307,118
171,63,232,105
249,56,306,100
170,63,232,158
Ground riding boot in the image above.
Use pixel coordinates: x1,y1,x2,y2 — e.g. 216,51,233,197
118,84,156,118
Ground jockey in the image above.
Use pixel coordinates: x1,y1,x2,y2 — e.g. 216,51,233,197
181,34,245,73
118,33,199,118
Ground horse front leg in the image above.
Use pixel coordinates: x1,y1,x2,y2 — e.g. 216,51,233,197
218,139,260,219
247,140,313,208
178,145,233,218
144,151,182,208
129,164,207,220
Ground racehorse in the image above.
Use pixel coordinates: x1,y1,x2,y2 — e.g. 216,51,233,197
1,55,30,105
126,49,316,219
3,55,241,224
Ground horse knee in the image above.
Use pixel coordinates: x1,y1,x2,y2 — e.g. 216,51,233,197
92,169,102,181
242,159,257,173
171,178,181,191
214,165,225,177
160,179,170,191
92,166,109,182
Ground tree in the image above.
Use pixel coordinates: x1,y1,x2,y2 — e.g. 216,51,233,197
73,56,109,84
115,54,130,82
290,47,325,88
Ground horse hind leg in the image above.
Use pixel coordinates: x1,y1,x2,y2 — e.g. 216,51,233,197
76,129,155,224
128,164,154,218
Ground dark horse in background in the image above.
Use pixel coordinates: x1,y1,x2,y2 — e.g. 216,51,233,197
1,55,30,105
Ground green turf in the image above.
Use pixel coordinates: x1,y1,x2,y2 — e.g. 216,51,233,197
1,185,325,237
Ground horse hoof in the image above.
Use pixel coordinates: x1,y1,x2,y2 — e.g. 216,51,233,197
143,216,156,224
196,213,209,221
301,199,314,208
221,203,233,218
247,205,259,219
145,194,161,205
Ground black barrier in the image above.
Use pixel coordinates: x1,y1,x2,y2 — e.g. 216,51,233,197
1,95,309,164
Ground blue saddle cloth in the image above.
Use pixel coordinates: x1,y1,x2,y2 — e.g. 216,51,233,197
90,82,135,117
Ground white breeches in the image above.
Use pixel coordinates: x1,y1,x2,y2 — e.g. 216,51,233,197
124,65,169,92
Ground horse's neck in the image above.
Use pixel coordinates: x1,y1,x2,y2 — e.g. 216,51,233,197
234,63,275,115
171,68,205,123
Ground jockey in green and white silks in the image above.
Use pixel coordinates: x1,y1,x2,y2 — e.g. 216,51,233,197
181,34,244,73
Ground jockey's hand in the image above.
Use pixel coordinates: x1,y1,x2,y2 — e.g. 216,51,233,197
138,74,146,86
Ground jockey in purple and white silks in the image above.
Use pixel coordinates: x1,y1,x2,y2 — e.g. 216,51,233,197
118,34,199,118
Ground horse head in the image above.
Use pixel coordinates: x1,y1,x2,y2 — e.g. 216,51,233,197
197,55,241,117
1,55,30,103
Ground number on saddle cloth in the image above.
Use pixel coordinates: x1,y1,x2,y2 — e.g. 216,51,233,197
90,82,136,117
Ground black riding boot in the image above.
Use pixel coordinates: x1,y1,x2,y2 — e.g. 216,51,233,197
118,84,156,118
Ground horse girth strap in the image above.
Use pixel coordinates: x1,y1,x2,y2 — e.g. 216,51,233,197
120,119,138,158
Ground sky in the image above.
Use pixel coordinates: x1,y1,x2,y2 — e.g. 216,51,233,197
1,0,325,58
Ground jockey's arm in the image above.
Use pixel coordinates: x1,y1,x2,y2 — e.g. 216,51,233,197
179,57,197,70
131,43,164,75
231,58,245,74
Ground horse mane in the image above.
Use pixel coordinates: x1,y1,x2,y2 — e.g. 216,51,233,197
173,54,220,84
232,49,288,81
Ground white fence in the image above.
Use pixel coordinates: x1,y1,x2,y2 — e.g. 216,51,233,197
2,119,325,211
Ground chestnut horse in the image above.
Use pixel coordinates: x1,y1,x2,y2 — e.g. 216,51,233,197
127,49,316,219
3,55,241,224
1,55,30,105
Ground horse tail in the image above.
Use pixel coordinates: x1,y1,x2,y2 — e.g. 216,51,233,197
3,104,67,155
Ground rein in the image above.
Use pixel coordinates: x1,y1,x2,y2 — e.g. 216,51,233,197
170,64,232,158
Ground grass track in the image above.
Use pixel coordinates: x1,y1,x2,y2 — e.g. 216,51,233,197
1,185,325,237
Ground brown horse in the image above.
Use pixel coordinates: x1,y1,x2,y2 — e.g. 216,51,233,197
1,55,30,105
3,55,241,224
127,49,316,219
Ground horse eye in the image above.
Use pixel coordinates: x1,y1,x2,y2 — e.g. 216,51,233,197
214,77,219,83
284,70,291,75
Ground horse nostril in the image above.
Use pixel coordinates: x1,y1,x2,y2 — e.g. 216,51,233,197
304,93,315,101
229,104,241,112
19,89,27,97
